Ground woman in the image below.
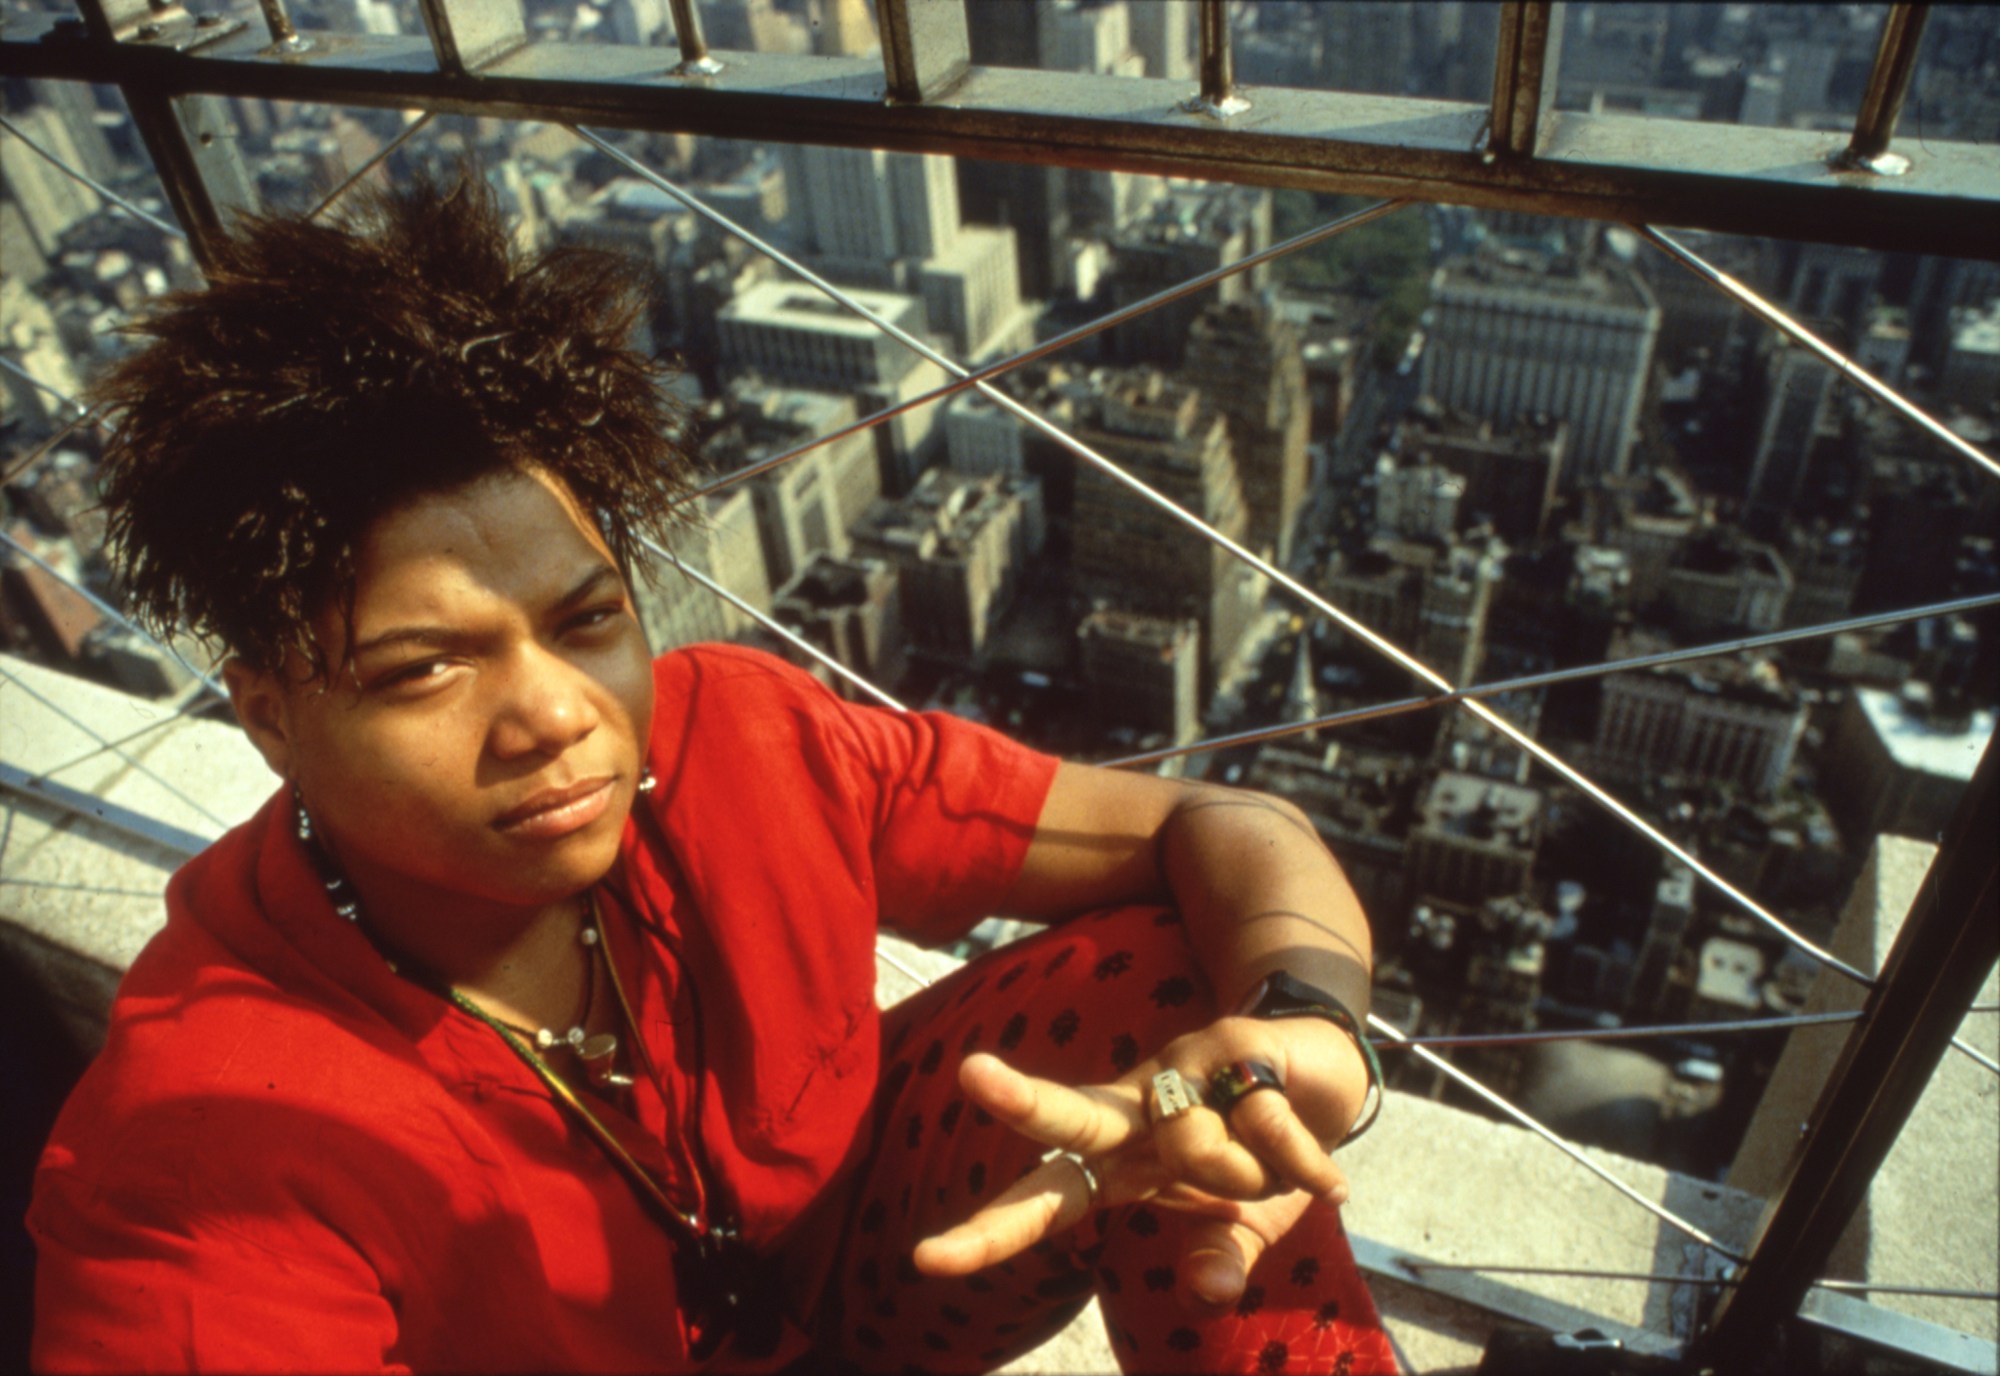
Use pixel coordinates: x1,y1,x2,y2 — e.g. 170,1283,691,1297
29,171,1394,1374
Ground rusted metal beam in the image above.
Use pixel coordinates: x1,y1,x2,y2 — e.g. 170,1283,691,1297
6,20,1999,260
413,0,529,76
1487,1,1563,160
877,0,969,104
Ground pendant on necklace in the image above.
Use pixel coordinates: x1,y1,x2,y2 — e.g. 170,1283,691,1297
579,1032,633,1088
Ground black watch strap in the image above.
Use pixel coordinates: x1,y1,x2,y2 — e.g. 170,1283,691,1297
1236,971,1384,1144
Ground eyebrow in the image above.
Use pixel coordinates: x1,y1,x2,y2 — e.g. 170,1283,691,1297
347,563,625,660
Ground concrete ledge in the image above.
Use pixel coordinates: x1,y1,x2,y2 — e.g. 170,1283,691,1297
14,657,1986,1371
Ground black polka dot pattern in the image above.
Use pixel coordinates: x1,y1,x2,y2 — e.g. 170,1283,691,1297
1047,1008,1080,1046
822,903,1393,1373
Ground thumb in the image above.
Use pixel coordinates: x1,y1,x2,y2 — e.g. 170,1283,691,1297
1174,1188,1318,1309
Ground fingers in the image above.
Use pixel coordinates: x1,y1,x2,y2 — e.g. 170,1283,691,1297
1172,1189,1317,1309
1149,1103,1282,1199
914,1144,1174,1277
1222,1089,1347,1200
957,1052,1145,1157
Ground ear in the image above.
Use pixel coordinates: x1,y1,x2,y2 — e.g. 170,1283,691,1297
223,658,298,781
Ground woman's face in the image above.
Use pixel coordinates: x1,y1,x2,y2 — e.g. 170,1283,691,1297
230,466,654,919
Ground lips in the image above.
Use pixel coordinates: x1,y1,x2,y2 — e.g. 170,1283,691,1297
492,776,616,839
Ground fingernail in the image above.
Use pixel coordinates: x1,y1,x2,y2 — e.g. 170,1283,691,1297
1190,1255,1243,1305
1328,1183,1350,1207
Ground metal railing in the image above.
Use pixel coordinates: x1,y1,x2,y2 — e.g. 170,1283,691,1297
3,0,1997,1364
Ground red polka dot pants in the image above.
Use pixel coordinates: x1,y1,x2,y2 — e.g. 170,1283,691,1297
795,904,1397,1375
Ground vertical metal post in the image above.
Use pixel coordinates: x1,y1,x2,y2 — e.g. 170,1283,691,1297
414,0,528,75
70,0,257,266
1694,738,2000,1360
878,0,970,104
1184,0,1246,118
1487,1,1564,161
1837,3,1929,175
665,0,721,74
253,0,309,52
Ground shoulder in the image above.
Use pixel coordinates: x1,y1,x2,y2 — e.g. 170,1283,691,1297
651,643,843,712
39,938,450,1220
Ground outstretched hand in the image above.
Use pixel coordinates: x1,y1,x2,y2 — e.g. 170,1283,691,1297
913,1015,1368,1307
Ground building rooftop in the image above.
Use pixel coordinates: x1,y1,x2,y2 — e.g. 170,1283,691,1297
1853,684,1997,783
722,280,922,338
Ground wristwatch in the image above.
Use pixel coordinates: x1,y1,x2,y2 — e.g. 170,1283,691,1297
1233,971,1384,1144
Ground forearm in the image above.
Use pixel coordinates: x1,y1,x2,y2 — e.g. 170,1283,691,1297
1156,785,1373,1022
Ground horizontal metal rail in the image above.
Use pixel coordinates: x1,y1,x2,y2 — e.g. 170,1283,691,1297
5,17,1999,260
1387,1010,1865,1052
1108,590,2000,770
1401,1260,1998,1303
0,111,186,239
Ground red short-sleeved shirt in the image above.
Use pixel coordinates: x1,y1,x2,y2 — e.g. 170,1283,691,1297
29,646,1060,1372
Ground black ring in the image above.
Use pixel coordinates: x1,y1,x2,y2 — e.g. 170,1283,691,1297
1207,1059,1285,1113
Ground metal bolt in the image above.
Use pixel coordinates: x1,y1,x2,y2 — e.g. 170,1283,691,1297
135,21,162,38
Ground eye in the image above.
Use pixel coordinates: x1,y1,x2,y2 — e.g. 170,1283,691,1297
376,659,452,690
563,603,627,635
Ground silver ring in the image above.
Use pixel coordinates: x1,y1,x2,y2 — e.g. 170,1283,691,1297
1149,1067,1203,1124
1039,1147,1101,1206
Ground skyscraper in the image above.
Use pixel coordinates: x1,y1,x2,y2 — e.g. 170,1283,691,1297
1424,249,1660,488
1183,302,1312,568
1070,370,1263,694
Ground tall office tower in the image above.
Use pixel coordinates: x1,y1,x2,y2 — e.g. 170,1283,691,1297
698,0,810,53
1781,241,1881,341
944,390,1026,477
1627,861,1695,1020
957,160,1069,302
1593,648,1807,799
812,0,876,55
918,223,1030,363
1320,536,1500,686
963,0,1040,66
1183,302,1311,568
1746,339,1836,518
1038,0,1140,75
605,0,667,45
631,489,771,651
850,468,1044,663
782,144,958,271
1406,773,1544,911
1128,0,1194,81
716,281,949,491
24,81,118,184
1078,609,1201,747
0,279,83,432
1318,3,1414,94
771,553,907,696
1395,407,1568,545
1103,186,1271,368
705,377,882,590
1,106,103,257
1424,249,1660,489
1939,300,2000,412
1070,370,1263,694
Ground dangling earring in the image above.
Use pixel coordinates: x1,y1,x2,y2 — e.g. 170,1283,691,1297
637,767,657,795
295,789,313,841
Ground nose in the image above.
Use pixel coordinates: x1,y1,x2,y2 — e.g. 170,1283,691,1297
488,643,601,761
